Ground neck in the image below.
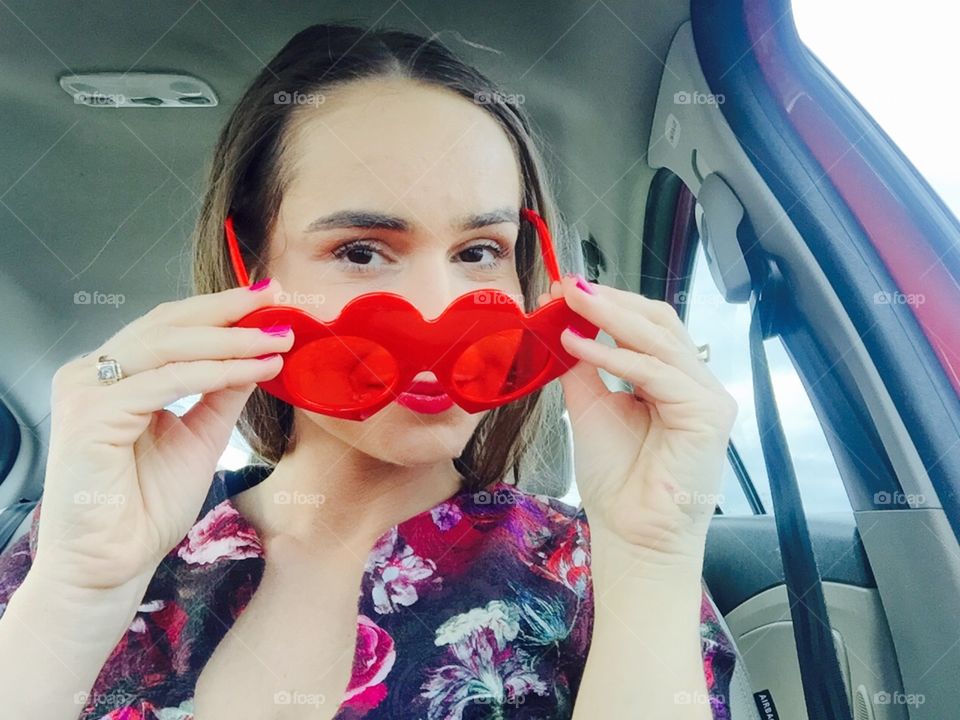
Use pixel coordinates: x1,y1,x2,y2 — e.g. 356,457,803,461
233,427,465,556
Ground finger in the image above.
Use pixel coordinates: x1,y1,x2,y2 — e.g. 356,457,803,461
557,276,720,391
138,277,286,328
549,279,563,301
181,383,257,454
560,328,723,430
104,355,283,416
568,278,701,355
557,348,612,422
74,325,294,384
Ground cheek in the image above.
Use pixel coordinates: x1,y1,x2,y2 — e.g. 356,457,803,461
265,254,347,321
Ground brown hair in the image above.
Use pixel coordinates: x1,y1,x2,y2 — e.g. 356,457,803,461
192,22,574,493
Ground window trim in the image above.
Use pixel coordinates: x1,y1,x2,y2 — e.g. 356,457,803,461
0,400,20,489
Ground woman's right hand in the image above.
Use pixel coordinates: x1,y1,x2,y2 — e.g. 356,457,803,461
28,278,293,593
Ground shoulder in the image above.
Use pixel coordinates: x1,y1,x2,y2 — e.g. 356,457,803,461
0,499,44,615
0,525,34,615
492,481,590,552
471,482,593,601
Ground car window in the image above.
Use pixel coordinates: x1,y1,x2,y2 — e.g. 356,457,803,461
682,240,850,515
793,0,960,220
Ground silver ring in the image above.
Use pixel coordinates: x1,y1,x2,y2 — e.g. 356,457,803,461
695,343,710,362
95,355,124,384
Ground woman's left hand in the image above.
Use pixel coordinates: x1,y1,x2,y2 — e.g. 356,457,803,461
538,274,739,567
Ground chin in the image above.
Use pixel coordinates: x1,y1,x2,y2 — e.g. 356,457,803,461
304,402,485,467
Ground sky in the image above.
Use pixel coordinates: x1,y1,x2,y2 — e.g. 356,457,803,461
792,0,960,218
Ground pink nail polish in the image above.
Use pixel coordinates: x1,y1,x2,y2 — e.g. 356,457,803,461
565,326,586,338
573,273,596,295
255,353,280,360
249,278,272,291
260,324,291,336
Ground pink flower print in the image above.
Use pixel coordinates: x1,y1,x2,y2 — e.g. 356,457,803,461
703,652,716,689
366,527,438,614
342,615,396,710
176,500,262,565
430,501,463,531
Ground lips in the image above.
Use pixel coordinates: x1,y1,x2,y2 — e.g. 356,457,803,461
396,380,454,414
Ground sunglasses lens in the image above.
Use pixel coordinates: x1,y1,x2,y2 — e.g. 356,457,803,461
450,328,551,402
285,337,399,409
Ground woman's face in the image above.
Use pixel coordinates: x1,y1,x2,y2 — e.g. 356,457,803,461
265,77,524,467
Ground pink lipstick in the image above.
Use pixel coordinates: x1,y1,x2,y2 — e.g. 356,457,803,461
396,380,454,414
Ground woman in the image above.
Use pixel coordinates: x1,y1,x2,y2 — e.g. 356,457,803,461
0,22,739,720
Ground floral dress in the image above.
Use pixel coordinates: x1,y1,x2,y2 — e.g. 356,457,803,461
0,465,737,719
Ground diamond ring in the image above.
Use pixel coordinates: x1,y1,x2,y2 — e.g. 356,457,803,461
95,355,125,384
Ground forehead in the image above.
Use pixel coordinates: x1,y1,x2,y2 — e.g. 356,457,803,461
280,78,523,217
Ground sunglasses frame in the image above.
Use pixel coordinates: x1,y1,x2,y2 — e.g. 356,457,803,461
224,208,599,419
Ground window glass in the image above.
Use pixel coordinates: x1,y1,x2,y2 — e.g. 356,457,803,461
793,1,960,219
684,241,849,514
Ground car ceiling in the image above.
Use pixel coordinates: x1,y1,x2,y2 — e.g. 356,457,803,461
0,0,688,433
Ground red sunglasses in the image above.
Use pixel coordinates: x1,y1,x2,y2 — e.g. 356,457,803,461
224,208,600,420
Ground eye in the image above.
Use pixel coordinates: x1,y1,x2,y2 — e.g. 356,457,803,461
456,240,509,268
331,239,388,272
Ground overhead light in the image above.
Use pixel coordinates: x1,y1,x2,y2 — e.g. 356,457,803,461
58,72,218,108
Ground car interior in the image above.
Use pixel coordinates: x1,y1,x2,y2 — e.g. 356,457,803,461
1,2,958,719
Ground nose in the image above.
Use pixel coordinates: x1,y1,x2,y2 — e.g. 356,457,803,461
399,255,465,321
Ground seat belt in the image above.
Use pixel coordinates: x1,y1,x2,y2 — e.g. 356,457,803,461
747,258,853,720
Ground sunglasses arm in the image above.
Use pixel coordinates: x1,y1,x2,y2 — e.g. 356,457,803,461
519,208,562,284
224,215,251,287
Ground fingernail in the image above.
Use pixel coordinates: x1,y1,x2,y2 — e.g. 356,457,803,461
260,324,291,336
573,273,597,295
565,325,586,338
255,353,280,360
249,278,272,291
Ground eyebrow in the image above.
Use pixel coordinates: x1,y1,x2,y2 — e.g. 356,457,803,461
304,207,519,233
